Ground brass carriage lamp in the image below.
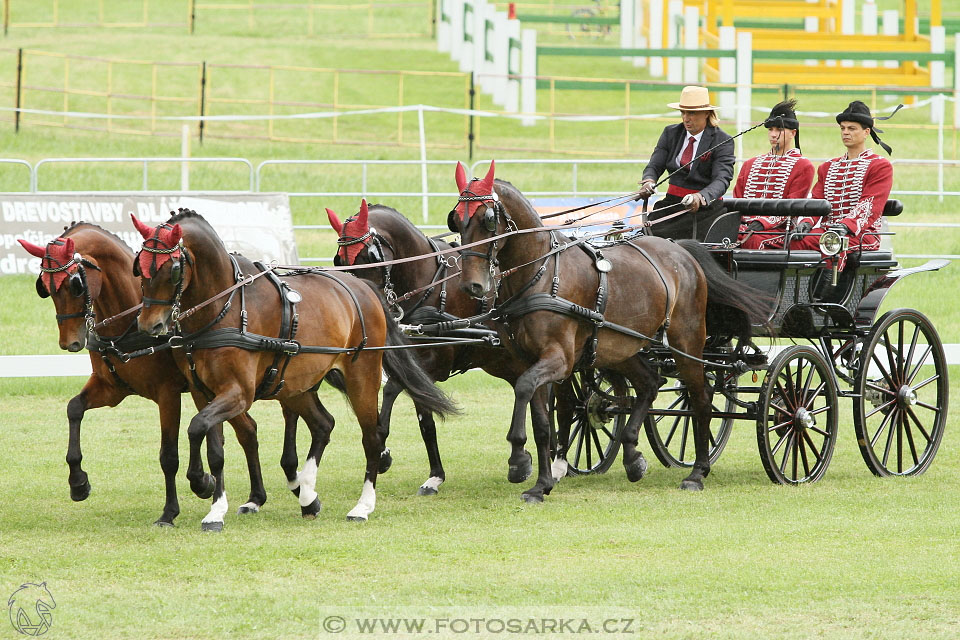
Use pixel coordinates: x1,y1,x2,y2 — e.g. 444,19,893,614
818,229,850,285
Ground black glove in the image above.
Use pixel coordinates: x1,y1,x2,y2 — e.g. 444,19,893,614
793,221,812,235
745,221,765,232
829,224,848,236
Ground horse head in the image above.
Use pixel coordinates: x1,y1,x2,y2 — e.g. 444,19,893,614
131,212,191,337
18,234,103,352
449,160,509,298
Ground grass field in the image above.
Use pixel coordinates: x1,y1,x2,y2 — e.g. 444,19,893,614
2,3,960,639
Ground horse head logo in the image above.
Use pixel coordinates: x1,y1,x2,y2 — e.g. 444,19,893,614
8,582,56,636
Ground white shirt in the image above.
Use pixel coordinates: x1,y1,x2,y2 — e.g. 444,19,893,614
675,129,705,166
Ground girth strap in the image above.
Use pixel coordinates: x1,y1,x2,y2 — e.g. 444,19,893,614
253,261,300,400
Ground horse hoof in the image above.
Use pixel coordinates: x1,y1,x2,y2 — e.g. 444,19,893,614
153,519,175,528
237,503,260,515
201,521,224,533
379,448,393,474
417,485,438,496
625,455,649,483
301,498,322,520
680,479,704,492
193,475,215,500
521,492,544,504
346,514,368,523
70,480,91,502
508,451,533,484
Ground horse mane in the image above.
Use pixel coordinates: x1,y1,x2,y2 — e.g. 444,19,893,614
167,207,207,225
371,203,425,238
494,178,544,227
61,220,134,256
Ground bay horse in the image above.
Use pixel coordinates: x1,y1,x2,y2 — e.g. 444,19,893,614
18,223,275,526
132,209,456,530
449,161,764,502
325,199,533,495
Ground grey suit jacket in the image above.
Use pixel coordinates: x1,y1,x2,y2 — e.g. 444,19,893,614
641,123,736,202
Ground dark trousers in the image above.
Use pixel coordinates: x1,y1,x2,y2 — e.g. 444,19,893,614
648,193,727,242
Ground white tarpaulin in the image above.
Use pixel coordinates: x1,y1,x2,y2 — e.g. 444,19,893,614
0,193,297,275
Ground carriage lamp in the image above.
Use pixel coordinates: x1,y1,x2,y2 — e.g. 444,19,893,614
818,230,849,257
819,230,850,285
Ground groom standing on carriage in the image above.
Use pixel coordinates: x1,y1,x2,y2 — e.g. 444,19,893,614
636,86,736,241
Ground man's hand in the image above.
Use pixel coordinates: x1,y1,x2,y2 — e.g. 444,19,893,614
828,224,848,236
745,221,765,232
636,179,656,200
793,221,813,235
681,192,707,212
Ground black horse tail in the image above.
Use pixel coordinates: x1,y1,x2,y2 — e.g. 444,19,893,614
362,283,460,419
676,239,775,341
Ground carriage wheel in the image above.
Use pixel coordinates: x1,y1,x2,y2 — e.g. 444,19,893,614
643,368,737,468
756,345,838,484
563,369,634,475
853,309,948,477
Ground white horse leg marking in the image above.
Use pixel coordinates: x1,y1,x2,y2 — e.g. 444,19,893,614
346,480,376,521
551,458,569,482
419,476,443,493
237,501,260,514
202,492,228,524
297,457,319,508
287,474,300,491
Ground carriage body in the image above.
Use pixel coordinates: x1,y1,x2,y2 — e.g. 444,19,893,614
639,197,949,483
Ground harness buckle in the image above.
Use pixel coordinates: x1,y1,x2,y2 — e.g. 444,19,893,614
282,340,301,356
169,335,185,349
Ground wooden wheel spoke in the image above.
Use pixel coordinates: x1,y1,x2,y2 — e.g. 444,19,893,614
573,423,586,466
807,424,831,438
870,407,896,448
906,345,934,386
590,427,605,461
778,431,796,474
768,418,793,434
881,408,899,467
901,411,920,468
914,400,940,413
905,406,933,445
599,424,615,440
865,380,896,396
771,402,792,418
802,381,827,409
797,430,812,478
870,350,898,394
770,427,791,455
881,332,901,384
864,398,896,419
662,414,682,448
910,372,939,392
808,404,832,417
782,363,798,405
896,321,905,376
801,429,825,464
801,361,818,405
678,416,690,460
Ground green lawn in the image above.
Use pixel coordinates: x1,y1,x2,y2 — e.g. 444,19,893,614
1,368,958,639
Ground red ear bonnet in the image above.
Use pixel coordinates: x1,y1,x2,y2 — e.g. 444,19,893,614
325,208,343,234
131,214,183,279
336,199,373,265
20,236,76,292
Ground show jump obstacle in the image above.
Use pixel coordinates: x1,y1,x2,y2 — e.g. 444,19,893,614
436,1,957,124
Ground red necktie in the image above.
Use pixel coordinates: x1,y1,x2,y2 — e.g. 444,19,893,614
680,135,696,166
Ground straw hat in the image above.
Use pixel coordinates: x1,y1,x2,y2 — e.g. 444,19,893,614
667,86,717,111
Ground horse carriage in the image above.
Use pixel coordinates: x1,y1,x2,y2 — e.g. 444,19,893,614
22,161,950,529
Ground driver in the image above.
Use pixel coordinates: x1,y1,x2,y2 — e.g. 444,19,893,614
636,86,735,241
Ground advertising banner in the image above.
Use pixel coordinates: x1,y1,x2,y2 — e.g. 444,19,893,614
0,193,297,275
